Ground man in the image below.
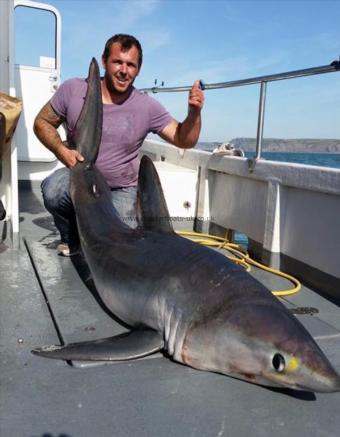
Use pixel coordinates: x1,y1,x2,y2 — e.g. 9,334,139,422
34,34,204,256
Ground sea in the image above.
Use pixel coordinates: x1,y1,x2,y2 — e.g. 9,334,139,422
246,151,340,169
197,143,340,169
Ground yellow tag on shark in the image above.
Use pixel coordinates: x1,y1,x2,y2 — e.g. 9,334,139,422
287,356,299,372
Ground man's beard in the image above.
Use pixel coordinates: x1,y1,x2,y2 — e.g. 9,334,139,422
104,71,134,95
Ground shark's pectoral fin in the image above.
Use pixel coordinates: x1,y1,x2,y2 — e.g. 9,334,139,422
31,328,164,361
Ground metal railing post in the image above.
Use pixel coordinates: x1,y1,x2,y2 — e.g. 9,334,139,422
255,81,267,160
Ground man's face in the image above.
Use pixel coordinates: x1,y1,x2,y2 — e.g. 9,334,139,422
102,43,140,94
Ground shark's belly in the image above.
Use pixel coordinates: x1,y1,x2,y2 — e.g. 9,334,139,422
84,249,160,329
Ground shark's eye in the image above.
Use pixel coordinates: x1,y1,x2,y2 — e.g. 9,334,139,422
272,353,285,373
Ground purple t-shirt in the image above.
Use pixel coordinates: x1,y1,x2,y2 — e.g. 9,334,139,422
51,78,172,187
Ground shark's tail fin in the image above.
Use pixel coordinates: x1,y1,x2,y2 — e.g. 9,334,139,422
73,58,102,164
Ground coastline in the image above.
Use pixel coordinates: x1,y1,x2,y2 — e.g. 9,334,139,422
197,138,340,154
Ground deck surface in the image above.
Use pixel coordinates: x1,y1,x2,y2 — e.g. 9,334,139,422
1,186,340,437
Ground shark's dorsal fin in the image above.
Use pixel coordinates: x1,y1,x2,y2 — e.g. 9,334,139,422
73,57,102,165
137,156,174,233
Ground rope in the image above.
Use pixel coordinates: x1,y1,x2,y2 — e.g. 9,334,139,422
177,230,301,297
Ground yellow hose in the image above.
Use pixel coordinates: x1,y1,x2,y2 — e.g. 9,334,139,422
177,230,301,297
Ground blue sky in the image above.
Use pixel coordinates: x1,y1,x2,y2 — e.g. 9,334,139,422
15,0,340,141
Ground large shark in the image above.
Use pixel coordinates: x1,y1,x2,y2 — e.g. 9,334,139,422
33,59,340,393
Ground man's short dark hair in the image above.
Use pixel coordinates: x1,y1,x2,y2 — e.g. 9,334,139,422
103,34,143,68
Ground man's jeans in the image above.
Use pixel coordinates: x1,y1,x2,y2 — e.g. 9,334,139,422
41,167,137,247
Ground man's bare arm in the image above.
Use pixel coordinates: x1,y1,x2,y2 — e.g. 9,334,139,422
158,80,204,149
33,102,84,167
159,114,201,149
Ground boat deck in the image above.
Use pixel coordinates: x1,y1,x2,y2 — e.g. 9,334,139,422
1,184,340,437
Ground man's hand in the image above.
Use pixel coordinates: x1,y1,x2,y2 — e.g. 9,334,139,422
188,80,204,112
56,145,84,168
158,80,204,149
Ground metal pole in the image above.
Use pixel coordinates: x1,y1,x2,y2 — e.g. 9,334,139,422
140,61,340,94
255,82,267,160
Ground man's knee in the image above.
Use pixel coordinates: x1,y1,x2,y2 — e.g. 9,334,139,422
41,168,72,213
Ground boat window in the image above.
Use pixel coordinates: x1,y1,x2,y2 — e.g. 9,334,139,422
14,6,56,69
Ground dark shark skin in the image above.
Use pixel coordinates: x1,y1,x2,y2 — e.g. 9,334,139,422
32,59,340,393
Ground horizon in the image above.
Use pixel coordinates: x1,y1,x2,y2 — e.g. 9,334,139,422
199,137,340,141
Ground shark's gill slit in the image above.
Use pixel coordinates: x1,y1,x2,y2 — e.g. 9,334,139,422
272,353,286,372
